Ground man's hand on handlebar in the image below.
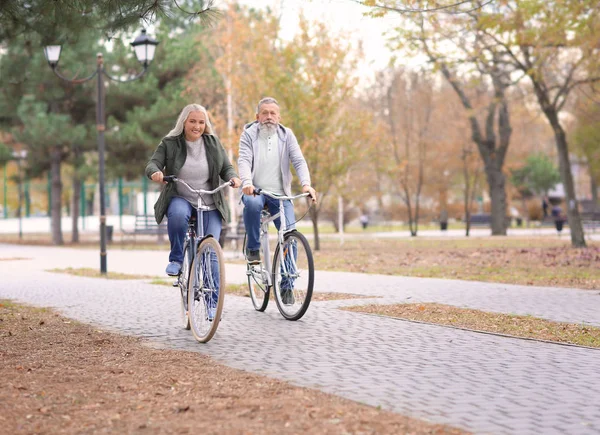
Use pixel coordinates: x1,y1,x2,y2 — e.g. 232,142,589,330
303,185,317,203
242,184,255,196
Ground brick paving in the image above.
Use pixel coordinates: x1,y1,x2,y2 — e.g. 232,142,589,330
1,243,599,434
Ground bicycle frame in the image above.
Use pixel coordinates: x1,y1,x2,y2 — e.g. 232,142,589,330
254,189,309,287
163,176,233,276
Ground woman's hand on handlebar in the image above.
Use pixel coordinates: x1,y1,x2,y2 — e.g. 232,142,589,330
230,177,242,188
151,171,164,184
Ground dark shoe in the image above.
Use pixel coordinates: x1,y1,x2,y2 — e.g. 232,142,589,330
246,249,261,264
281,289,294,305
166,261,182,276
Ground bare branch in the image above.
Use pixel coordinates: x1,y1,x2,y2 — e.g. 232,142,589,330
352,0,495,14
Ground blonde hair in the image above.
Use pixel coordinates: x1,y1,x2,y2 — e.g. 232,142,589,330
166,104,214,137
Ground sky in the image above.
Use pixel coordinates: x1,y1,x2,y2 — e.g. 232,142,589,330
217,0,408,85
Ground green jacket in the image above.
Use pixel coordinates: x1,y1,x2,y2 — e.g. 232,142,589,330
145,133,238,224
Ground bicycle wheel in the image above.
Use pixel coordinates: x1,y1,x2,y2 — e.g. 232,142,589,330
188,237,225,343
178,239,191,330
272,230,314,321
247,262,270,311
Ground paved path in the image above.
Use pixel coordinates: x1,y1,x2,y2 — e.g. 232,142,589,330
1,243,599,434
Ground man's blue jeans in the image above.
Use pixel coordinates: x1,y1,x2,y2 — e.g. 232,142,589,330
242,194,295,251
242,194,296,290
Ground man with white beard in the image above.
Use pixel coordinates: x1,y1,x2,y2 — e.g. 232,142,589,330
238,97,317,264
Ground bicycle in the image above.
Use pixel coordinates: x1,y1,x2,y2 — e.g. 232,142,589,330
244,189,314,321
163,175,233,343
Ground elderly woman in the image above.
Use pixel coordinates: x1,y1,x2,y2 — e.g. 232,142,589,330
145,104,241,276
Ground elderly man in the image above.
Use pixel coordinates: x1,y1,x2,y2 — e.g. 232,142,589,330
238,97,317,264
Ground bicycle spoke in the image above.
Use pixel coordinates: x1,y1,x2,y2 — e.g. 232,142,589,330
272,231,314,321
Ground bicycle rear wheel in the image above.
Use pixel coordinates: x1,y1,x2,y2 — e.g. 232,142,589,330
188,237,225,343
247,263,270,311
179,239,192,330
272,230,314,321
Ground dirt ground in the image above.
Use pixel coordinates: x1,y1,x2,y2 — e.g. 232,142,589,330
1,302,466,435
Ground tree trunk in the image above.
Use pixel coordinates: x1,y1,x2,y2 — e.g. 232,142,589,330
486,165,507,235
310,207,320,251
535,104,586,246
71,174,81,243
552,122,586,247
591,172,598,209
50,147,63,245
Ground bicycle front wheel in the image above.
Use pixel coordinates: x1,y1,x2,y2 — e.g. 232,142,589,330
179,239,191,330
188,237,225,343
272,231,314,321
247,262,270,311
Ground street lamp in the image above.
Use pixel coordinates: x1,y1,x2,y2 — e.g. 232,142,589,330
44,29,159,274
12,150,27,240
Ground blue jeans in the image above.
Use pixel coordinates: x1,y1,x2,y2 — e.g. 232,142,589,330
242,194,295,251
167,197,222,263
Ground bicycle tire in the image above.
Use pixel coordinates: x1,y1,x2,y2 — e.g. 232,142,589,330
247,263,270,311
188,237,225,343
179,239,191,330
272,230,314,321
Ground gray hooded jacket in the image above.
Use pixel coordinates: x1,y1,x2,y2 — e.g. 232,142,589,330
238,121,311,196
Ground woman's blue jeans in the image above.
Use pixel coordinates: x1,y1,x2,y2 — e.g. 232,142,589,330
167,197,222,305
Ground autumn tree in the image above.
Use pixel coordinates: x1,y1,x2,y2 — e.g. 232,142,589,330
467,0,600,247
195,7,366,250
379,68,437,235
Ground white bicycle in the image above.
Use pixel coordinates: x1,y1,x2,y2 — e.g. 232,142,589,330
164,175,232,343
244,189,314,321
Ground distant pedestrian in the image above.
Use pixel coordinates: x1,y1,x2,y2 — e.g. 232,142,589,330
542,196,549,218
359,214,369,230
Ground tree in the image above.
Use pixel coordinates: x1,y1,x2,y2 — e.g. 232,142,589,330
392,13,515,235
0,0,218,44
13,97,86,245
382,68,436,236
572,98,600,207
472,0,600,247
510,153,561,199
202,8,366,250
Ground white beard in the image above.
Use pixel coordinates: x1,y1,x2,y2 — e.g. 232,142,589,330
258,122,277,136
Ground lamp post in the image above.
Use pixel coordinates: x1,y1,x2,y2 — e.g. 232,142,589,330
12,150,27,240
44,29,159,274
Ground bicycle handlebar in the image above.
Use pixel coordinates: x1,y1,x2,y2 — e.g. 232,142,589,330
254,188,311,201
163,175,234,195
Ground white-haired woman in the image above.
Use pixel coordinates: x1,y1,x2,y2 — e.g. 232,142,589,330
145,104,241,276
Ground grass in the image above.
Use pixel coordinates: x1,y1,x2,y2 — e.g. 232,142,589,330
343,303,600,348
311,237,600,290
47,267,156,280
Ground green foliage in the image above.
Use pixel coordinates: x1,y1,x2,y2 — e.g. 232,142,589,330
510,153,561,197
0,0,219,44
12,95,87,178
0,142,12,165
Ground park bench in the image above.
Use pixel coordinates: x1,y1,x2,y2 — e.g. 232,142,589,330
467,214,512,227
582,211,600,233
122,214,167,243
